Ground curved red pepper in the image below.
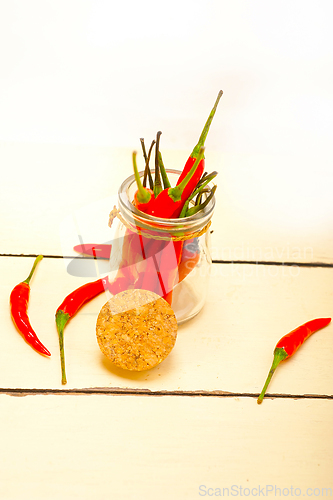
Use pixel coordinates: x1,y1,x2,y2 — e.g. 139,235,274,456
10,255,50,357
257,317,331,404
55,270,133,384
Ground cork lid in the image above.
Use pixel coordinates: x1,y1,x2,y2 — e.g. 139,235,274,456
96,289,177,371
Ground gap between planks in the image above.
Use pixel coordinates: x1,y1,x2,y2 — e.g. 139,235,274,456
1,253,333,268
0,388,332,400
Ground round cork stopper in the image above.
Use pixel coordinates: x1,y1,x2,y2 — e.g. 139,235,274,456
96,289,177,371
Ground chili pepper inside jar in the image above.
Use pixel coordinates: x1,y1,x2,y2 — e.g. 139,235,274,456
108,169,215,324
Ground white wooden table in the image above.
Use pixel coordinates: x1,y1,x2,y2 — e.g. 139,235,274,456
1,142,332,499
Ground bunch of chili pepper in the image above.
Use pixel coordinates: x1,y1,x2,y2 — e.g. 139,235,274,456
125,90,222,304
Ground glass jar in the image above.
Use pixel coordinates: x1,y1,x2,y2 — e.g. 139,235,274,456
108,170,215,324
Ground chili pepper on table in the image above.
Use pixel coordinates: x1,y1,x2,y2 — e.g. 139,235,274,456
55,272,131,384
257,317,331,404
10,255,51,357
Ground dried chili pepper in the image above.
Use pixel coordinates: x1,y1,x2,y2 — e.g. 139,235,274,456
10,255,51,357
257,317,331,404
174,90,223,217
140,138,155,190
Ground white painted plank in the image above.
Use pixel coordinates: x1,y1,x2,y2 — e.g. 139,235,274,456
1,142,333,263
0,395,332,500
1,257,332,395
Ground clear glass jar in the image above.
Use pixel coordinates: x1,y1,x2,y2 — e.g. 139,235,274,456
109,170,215,324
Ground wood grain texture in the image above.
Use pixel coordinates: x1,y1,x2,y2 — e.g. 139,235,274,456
1,257,332,395
0,395,332,500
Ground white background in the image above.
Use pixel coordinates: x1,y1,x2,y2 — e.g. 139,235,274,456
1,0,333,257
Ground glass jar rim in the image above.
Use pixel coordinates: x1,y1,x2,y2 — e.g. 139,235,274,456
118,169,215,237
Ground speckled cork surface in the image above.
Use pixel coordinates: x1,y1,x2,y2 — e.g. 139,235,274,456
96,289,178,371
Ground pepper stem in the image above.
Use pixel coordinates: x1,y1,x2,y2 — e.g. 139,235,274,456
191,90,223,158
185,185,217,217
179,170,218,217
132,151,151,204
154,131,163,197
141,138,155,190
55,310,70,385
158,151,171,189
23,255,43,285
257,347,288,404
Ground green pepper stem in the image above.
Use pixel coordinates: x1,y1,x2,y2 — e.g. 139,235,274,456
192,90,223,158
179,173,217,218
23,255,43,285
158,151,171,189
55,310,70,385
257,348,288,404
132,151,151,203
140,138,147,162
185,185,217,217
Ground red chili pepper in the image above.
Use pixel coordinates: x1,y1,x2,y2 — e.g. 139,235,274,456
55,271,133,384
156,239,183,302
137,236,166,295
174,90,223,217
257,317,331,404
10,255,51,357
150,147,205,218
55,277,109,384
132,151,155,215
